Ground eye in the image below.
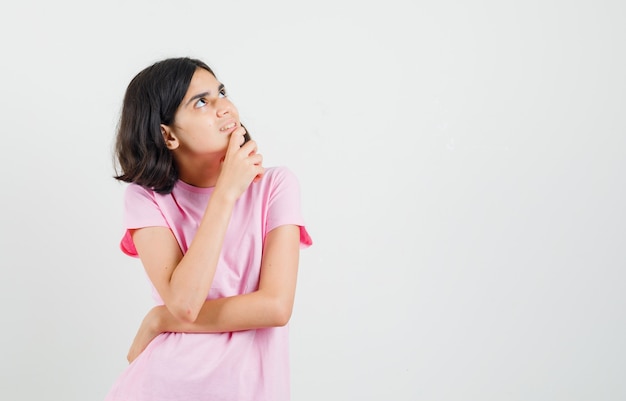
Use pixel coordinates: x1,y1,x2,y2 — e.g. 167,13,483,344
194,98,207,108
219,87,228,98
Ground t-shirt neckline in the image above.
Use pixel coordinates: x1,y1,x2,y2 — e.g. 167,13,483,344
174,179,216,194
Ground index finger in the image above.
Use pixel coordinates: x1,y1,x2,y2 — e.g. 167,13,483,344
227,126,246,152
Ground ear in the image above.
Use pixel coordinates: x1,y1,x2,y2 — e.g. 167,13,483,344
160,124,179,150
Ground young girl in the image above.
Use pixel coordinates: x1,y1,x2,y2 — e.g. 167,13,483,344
105,57,312,401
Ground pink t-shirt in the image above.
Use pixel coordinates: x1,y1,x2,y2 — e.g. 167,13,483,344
105,166,312,401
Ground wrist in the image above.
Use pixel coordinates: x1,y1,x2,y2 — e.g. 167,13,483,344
211,186,239,205
150,305,168,333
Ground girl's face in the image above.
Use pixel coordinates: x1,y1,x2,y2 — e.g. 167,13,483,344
162,68,240,159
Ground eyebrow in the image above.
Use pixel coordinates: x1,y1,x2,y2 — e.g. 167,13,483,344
185,83,225,107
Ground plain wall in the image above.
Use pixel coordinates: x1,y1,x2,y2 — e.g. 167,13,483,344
1,0,624,400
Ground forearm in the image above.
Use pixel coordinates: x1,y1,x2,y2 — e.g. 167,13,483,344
167,191,235,319
157,291,292,334
128,225,300,363
156,225,298,329
127,291,288,363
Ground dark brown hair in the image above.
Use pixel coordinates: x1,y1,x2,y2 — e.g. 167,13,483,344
113,57,216,194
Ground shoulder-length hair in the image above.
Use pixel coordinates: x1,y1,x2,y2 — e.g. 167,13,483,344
113,57,215,194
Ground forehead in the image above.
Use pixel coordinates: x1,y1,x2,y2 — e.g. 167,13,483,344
186,68,219,93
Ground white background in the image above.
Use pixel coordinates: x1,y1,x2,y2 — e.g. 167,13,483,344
1,0,625,400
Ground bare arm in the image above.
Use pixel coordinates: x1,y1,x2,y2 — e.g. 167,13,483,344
127,224,300,362
133,128,264,323
166,224,300,330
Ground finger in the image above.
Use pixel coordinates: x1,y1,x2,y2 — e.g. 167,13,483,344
253,167,265,183
241,130,252,147
249,153,263,165
240,139,258,156
226,126,247,154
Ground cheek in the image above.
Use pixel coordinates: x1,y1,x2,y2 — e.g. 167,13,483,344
226,100,239,116
188,115,215,131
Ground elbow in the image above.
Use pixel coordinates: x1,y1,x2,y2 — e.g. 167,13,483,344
271,299,293,327
178,310,200,324
169,300,200,324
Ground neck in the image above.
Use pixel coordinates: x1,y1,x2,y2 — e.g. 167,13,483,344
175,155,223,188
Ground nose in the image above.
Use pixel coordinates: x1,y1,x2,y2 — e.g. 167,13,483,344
216,98,232,118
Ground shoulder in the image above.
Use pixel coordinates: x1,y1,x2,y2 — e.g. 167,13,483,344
250,166,304,207
244,166,302,205
261,166,300,188
125,182,155,196
123,183,159,207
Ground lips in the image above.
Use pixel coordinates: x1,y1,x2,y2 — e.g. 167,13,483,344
220,121,237,133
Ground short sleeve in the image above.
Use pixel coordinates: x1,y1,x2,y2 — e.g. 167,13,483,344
119,184,169,257
265,167,313,248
